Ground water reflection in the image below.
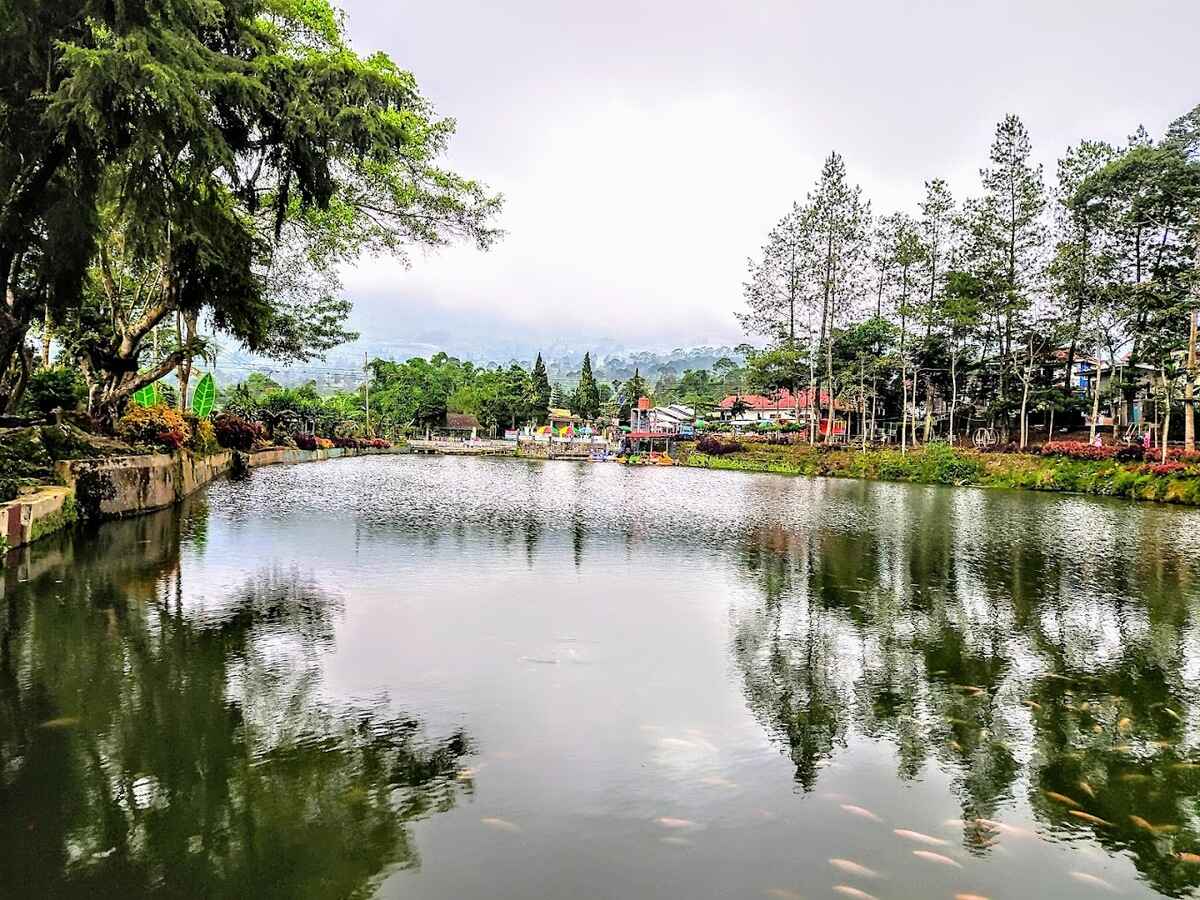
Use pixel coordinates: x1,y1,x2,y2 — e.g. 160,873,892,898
5,456,1200,899
731,488,1200,896
0,502,470,899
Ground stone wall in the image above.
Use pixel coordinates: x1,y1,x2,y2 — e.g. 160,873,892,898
1,487,75,553
57,451,236,519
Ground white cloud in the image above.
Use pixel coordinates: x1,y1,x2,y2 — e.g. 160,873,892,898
337,0,1200,355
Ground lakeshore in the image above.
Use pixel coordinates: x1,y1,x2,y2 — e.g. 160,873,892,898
8,433,1200,559
677,441,1200,505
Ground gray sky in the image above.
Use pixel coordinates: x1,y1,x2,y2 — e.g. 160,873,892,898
337,0,1198,355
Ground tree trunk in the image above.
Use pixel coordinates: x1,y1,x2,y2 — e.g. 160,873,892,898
808,307,818,444
860,359,867,451
1186,307,1197,452
899,266,909,453
41,303,52,368
1019,375,1030,450
1089,358,1102,444
922,379,933,442
948,350,958,446
175,312,196,413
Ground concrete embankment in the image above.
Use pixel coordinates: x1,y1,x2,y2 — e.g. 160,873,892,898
0,445,404,554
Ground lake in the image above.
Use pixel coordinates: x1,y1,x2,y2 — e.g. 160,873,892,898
5,455,1200,899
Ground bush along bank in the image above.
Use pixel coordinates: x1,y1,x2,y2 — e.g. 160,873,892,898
679,440,1200,506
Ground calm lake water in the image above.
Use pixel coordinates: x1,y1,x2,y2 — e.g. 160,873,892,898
5,456,1200,899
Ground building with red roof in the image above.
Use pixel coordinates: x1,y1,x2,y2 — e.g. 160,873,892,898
716,389,840,424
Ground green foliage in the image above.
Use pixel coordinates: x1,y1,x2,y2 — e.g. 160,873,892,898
0,427,56,496
24,367,85,415
531,353,551,423
0,476,18,503
132,383,159,408
679,440,1200,506
184,416,219,456
574,352,600,419
191,372,216,418
2,0,501,420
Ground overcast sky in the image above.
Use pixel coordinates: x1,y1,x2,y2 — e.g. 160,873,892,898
336,0,1198,355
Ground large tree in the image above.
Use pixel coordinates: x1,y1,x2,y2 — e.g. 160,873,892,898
968,114,1048,436
810,152,870,442
4,0,501,421
574,352,600,419
916,179,955,441
531,352,551,423
738,202,818,426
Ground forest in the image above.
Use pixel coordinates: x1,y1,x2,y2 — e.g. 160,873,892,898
738,109,1200,451
3,4,1196,457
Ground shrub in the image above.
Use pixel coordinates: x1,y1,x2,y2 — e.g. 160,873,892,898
157,429,188,450
186,418,219,456
294,433,318,450
1168,449,1200,463
920,444,983,485
697,435,743,456
117,404,192,451
212,413,265,451
332,436,363,449
1039,440,1115,461
1113,443,1145,462
316,437,334,450
366,438,392,449
0,475,18,503
25,367,84,415
1148,462,1190,477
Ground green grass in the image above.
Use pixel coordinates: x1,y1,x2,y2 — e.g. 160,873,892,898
679,442,1200,506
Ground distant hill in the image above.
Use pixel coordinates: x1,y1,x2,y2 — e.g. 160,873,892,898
207,341,750,394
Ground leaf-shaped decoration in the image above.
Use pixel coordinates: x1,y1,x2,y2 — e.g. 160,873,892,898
133,383,158,408
191,372,215,418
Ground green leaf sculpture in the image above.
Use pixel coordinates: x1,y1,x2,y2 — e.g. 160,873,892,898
133,383,158,408
191,372,215,418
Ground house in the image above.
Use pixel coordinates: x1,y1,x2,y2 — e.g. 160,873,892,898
434,412,481,440
629,397,695,434
716,389,839,427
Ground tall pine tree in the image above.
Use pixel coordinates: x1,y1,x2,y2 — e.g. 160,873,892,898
576,352,600,419
970,114,1048,432
531,353,551,423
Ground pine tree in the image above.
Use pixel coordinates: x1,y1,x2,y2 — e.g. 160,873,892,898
917,179,955,441
971,114,1048,433
619,368,648,423
576,352,600,419
810,152,871,442
739,202,818,424
531,353,551,423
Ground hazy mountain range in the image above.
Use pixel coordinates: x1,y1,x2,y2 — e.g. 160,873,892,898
209,337,749,393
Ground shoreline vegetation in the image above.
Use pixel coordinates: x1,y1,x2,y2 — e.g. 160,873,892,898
676,439,1200,506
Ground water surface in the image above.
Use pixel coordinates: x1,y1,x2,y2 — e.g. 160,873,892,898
5,456,1200,899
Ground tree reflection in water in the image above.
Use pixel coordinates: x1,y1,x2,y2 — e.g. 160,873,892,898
731,487,1200,897
0,500,470,900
